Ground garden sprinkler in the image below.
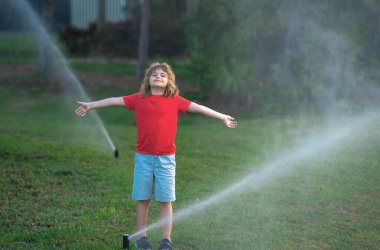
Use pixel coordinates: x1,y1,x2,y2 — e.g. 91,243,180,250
123,233,130,249
114,149,119,158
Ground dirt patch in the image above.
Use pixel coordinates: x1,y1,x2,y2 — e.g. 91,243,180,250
0,63,137,92
74,71,138,90
0,64,40,79
0,63,197,94
0,63,244,113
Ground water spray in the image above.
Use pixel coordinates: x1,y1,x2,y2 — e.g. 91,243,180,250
48,38,118,157
11,0,118,157
128,112,379,239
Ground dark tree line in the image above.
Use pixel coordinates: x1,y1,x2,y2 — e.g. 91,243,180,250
37,0,380,113
187,0,380,113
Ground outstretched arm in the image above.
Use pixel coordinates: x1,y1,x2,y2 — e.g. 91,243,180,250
187,102,238,128
75,97,124,117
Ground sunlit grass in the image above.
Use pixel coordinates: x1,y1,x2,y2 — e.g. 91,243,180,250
0,33,69,64
0,33,39,64
1,87,379,249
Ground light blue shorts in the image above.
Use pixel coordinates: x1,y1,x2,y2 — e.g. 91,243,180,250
132,153,176,202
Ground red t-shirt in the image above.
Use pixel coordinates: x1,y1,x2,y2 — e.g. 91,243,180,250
123,93,191,155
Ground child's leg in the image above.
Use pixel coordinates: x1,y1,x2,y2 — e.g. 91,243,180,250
136,199,151,237
158,201,173,241
133,153,155,239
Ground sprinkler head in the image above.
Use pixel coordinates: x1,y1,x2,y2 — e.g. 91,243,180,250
114,149,119,158
123,233,130,249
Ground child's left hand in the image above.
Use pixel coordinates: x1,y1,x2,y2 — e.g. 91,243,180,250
223,115,238,128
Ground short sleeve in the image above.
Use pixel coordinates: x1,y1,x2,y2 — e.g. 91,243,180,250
123,93,140,110
176,96,191,113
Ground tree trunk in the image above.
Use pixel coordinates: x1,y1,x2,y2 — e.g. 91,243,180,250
126,0,139,20
98,0,106,26
136,0,151,82
96,0,106,54
186,0,199,14
38,0,53,74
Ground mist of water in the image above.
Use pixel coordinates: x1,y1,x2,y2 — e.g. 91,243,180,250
276,0,380,115
6,0,116,152
129,0,380,240
129,110,379,239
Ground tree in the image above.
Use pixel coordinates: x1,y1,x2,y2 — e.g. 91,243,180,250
136,0,151,82
187,0,284,107
98,0,106,26
186,0,199,14
39,0,53,74
187,0,380,114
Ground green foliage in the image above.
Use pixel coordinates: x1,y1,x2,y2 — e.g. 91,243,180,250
186,0,380,114
187,0,286,104
186,0,234,94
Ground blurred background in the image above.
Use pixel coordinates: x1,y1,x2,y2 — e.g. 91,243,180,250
1,0,378,115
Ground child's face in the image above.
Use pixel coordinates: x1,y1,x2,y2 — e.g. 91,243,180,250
149,68,168,89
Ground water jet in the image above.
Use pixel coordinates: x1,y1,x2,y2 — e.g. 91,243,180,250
6,0,117,156
128,111,379,239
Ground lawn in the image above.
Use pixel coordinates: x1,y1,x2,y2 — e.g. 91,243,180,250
0,34,193,83
1,74,379,250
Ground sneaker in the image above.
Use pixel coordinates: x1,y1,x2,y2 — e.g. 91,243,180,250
158,238,172,250
135,236,152,250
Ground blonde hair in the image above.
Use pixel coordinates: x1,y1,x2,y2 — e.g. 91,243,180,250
139,62,179,97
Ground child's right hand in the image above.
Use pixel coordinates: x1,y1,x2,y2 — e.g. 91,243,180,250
75,101,90,116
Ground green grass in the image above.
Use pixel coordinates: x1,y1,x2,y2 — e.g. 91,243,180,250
1,85,379,249
0,33,39,64
0,33,70,64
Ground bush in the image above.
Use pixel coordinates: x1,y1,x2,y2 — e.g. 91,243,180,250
59,22,98,56
59,19,187,58
96,21,139,57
